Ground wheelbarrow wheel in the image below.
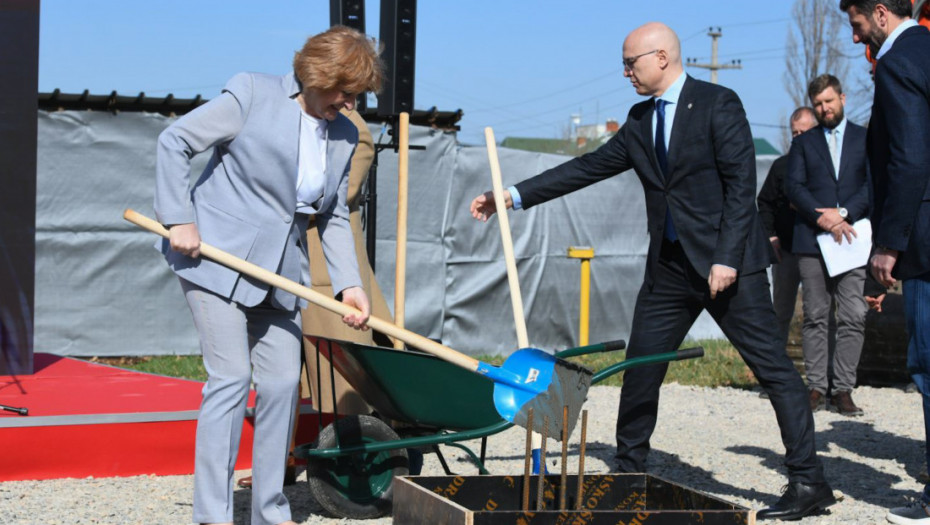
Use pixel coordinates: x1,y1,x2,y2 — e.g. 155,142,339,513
307,415,409,519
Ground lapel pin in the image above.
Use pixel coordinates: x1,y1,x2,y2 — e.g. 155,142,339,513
687,103,693,109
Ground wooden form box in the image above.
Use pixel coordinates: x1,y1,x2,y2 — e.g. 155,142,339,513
394,473,755,524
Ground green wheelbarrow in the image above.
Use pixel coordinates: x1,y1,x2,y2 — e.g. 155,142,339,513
293,336,704,519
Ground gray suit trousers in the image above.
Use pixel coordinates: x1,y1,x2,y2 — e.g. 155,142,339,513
797,256,867,393
181,278,302,525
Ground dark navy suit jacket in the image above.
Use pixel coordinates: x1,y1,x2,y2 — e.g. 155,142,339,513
757,155,797,251
869,25,930,280
514,75,772,287
784,122,870,255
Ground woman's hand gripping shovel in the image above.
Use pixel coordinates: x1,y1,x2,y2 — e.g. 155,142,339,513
123,209,591,438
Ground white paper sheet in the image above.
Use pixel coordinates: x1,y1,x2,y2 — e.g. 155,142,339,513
817,218,872,277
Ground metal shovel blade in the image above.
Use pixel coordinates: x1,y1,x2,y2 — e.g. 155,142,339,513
483,348,592,440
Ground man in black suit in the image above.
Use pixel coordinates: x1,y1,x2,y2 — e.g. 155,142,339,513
470,22,834,520
784,74,870,417
757,107,817,364
840,1,930,523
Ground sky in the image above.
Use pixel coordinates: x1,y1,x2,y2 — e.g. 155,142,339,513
37,0,871,151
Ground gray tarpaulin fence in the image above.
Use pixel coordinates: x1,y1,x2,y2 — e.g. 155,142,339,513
35,110,776,357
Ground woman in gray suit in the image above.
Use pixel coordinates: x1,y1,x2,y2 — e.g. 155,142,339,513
154,26,382,525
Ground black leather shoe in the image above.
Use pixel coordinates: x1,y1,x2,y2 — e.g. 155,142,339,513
756,481,836,520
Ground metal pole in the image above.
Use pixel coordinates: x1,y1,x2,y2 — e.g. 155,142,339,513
685,28,741,85
0,0,39,375
567,246,595,346
394,113,409,349
364,150,379,271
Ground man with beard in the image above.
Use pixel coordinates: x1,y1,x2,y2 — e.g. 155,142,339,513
784,74,870,417
840,1,930,523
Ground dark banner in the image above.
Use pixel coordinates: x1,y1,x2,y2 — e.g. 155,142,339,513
0,0,39,375
395,474,753,525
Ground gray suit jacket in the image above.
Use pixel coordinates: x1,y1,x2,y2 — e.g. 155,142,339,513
154,72,361,309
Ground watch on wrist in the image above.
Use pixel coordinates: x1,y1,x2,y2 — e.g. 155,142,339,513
838,207,848,219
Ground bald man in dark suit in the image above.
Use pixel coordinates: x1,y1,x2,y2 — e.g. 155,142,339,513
471,22,834,521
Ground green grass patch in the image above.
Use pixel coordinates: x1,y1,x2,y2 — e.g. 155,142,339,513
86,355,208,382
84,338,758,390
478,339,758,390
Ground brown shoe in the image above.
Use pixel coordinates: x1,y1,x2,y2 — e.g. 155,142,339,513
236,461,296,489
831,391,863,417
809,390,825,411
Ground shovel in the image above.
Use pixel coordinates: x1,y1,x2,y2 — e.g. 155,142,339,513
123,208,591,438
485,126,548,468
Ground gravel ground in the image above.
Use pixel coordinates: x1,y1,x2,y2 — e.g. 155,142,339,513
1,383,925,524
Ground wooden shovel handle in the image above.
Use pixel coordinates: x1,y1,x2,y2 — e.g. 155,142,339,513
486,129,544,449
485,127,530,349
123,209,480,372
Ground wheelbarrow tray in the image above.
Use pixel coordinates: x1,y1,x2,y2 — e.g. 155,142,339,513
306,335,500,430
299,336,701,461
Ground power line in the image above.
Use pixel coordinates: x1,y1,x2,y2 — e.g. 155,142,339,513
417,66,621,124
717,46,786,58
417,80,555,129
723,17,790,28
474,88,632,130
466,70,619,114
480,97,635,138
418,74,629,132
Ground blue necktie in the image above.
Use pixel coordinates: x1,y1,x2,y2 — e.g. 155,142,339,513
655,99,677,242
655,99,669,176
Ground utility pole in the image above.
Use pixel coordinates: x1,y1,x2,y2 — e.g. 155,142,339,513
686,27,741,84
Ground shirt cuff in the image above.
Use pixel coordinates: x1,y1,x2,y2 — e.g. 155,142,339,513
509,185,523,210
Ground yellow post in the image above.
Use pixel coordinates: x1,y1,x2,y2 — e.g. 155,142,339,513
567,246,595,346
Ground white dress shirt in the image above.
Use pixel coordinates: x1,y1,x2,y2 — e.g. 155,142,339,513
876,18,919,60
652,71,687,149
296,110,327,214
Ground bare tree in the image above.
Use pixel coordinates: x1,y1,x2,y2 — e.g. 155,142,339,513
782,0,872,150
784,0,849,107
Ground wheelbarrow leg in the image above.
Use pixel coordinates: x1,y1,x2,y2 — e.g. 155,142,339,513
431,444,454,475
480,437,487,471
443,442,491,475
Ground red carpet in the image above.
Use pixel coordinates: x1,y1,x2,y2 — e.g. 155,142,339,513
0,353,323,481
